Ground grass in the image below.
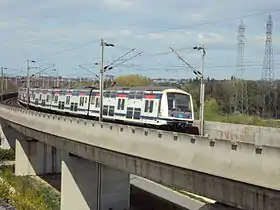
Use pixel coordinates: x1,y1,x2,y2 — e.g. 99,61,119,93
0,167,60,210
177,190,215,204
194,111,280,128
205,113,280,128
159,182,214,204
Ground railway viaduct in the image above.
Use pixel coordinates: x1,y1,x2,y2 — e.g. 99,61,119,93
1,92,280,210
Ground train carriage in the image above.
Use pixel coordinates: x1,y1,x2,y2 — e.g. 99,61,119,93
18,86,195,131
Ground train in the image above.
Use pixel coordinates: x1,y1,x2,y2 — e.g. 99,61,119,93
17,86,197,132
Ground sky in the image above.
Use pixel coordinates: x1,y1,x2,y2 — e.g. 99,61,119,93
1,0,280,80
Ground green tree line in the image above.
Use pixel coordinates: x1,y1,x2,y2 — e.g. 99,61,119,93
183,77,280,117
71,74,280,126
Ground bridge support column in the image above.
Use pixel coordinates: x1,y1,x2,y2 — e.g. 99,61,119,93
61,154,130,210
15,138,63,176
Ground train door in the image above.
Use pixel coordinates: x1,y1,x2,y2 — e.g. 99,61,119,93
116,96,126,119
142,93,157,122
142,99,151,122
79,96,85,114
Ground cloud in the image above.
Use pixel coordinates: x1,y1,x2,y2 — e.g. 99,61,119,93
197,32,225,44
0,0,280,80
119,29,132,37
0,21,8,28
101,0,137,9
249,35,280,43
148,33,165,39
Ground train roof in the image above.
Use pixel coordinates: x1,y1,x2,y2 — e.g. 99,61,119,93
19,85,184,92
106,85,180,91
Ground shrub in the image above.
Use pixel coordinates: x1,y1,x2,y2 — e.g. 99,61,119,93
0,148,15,161
0,169,60,210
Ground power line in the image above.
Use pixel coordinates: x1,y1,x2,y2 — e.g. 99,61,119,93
149,8,280,34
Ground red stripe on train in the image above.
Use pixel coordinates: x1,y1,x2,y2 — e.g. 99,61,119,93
117,94,126,98
145,95,156,99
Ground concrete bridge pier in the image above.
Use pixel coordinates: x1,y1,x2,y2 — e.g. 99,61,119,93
61,154,130,210
15,138,64,176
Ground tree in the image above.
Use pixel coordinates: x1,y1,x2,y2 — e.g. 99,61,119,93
115,74,152,86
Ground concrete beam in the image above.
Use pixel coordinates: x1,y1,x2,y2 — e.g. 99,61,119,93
15,138,43,176
15,138,65,176
61,155,130,210
0,118,18,149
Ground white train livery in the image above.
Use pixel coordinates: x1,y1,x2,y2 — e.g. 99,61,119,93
17,86,195,129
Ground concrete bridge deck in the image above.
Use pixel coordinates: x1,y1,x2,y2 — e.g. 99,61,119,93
1,103,280,210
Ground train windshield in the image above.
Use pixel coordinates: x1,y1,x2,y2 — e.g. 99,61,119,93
167,93,191,112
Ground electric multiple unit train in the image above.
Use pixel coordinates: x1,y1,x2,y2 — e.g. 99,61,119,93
17,86,195,130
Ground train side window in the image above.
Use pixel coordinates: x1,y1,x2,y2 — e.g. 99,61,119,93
70,102,74,111
110,92,117,98
135,92,143,99
117,99,121,110
144,100,149,112
85,97,88,104
79,97,84,106
104,92,110,98
66,96,70,105
103,105,108,115
134,108,141,119
128,92,136,99
46,95,50,102
90,96,95,105
95,98,100,108
149,101,154,113
39,94,42,101
74,103,78,111
121,99,125,110
54,95,58,103
61,102,65,110
109,106,114,116
126,107,133,119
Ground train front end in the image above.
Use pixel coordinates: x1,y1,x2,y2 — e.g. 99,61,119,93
160,89,194,129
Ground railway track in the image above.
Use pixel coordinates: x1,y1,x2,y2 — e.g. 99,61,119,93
3,97,20,107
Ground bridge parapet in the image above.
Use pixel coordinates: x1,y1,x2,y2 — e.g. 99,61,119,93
204,121,280,147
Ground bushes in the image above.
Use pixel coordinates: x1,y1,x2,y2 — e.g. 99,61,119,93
0,169,60,210
28,177,60,210
0,148,15,161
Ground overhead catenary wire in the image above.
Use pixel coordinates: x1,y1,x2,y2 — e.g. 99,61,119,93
104,48,137,69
